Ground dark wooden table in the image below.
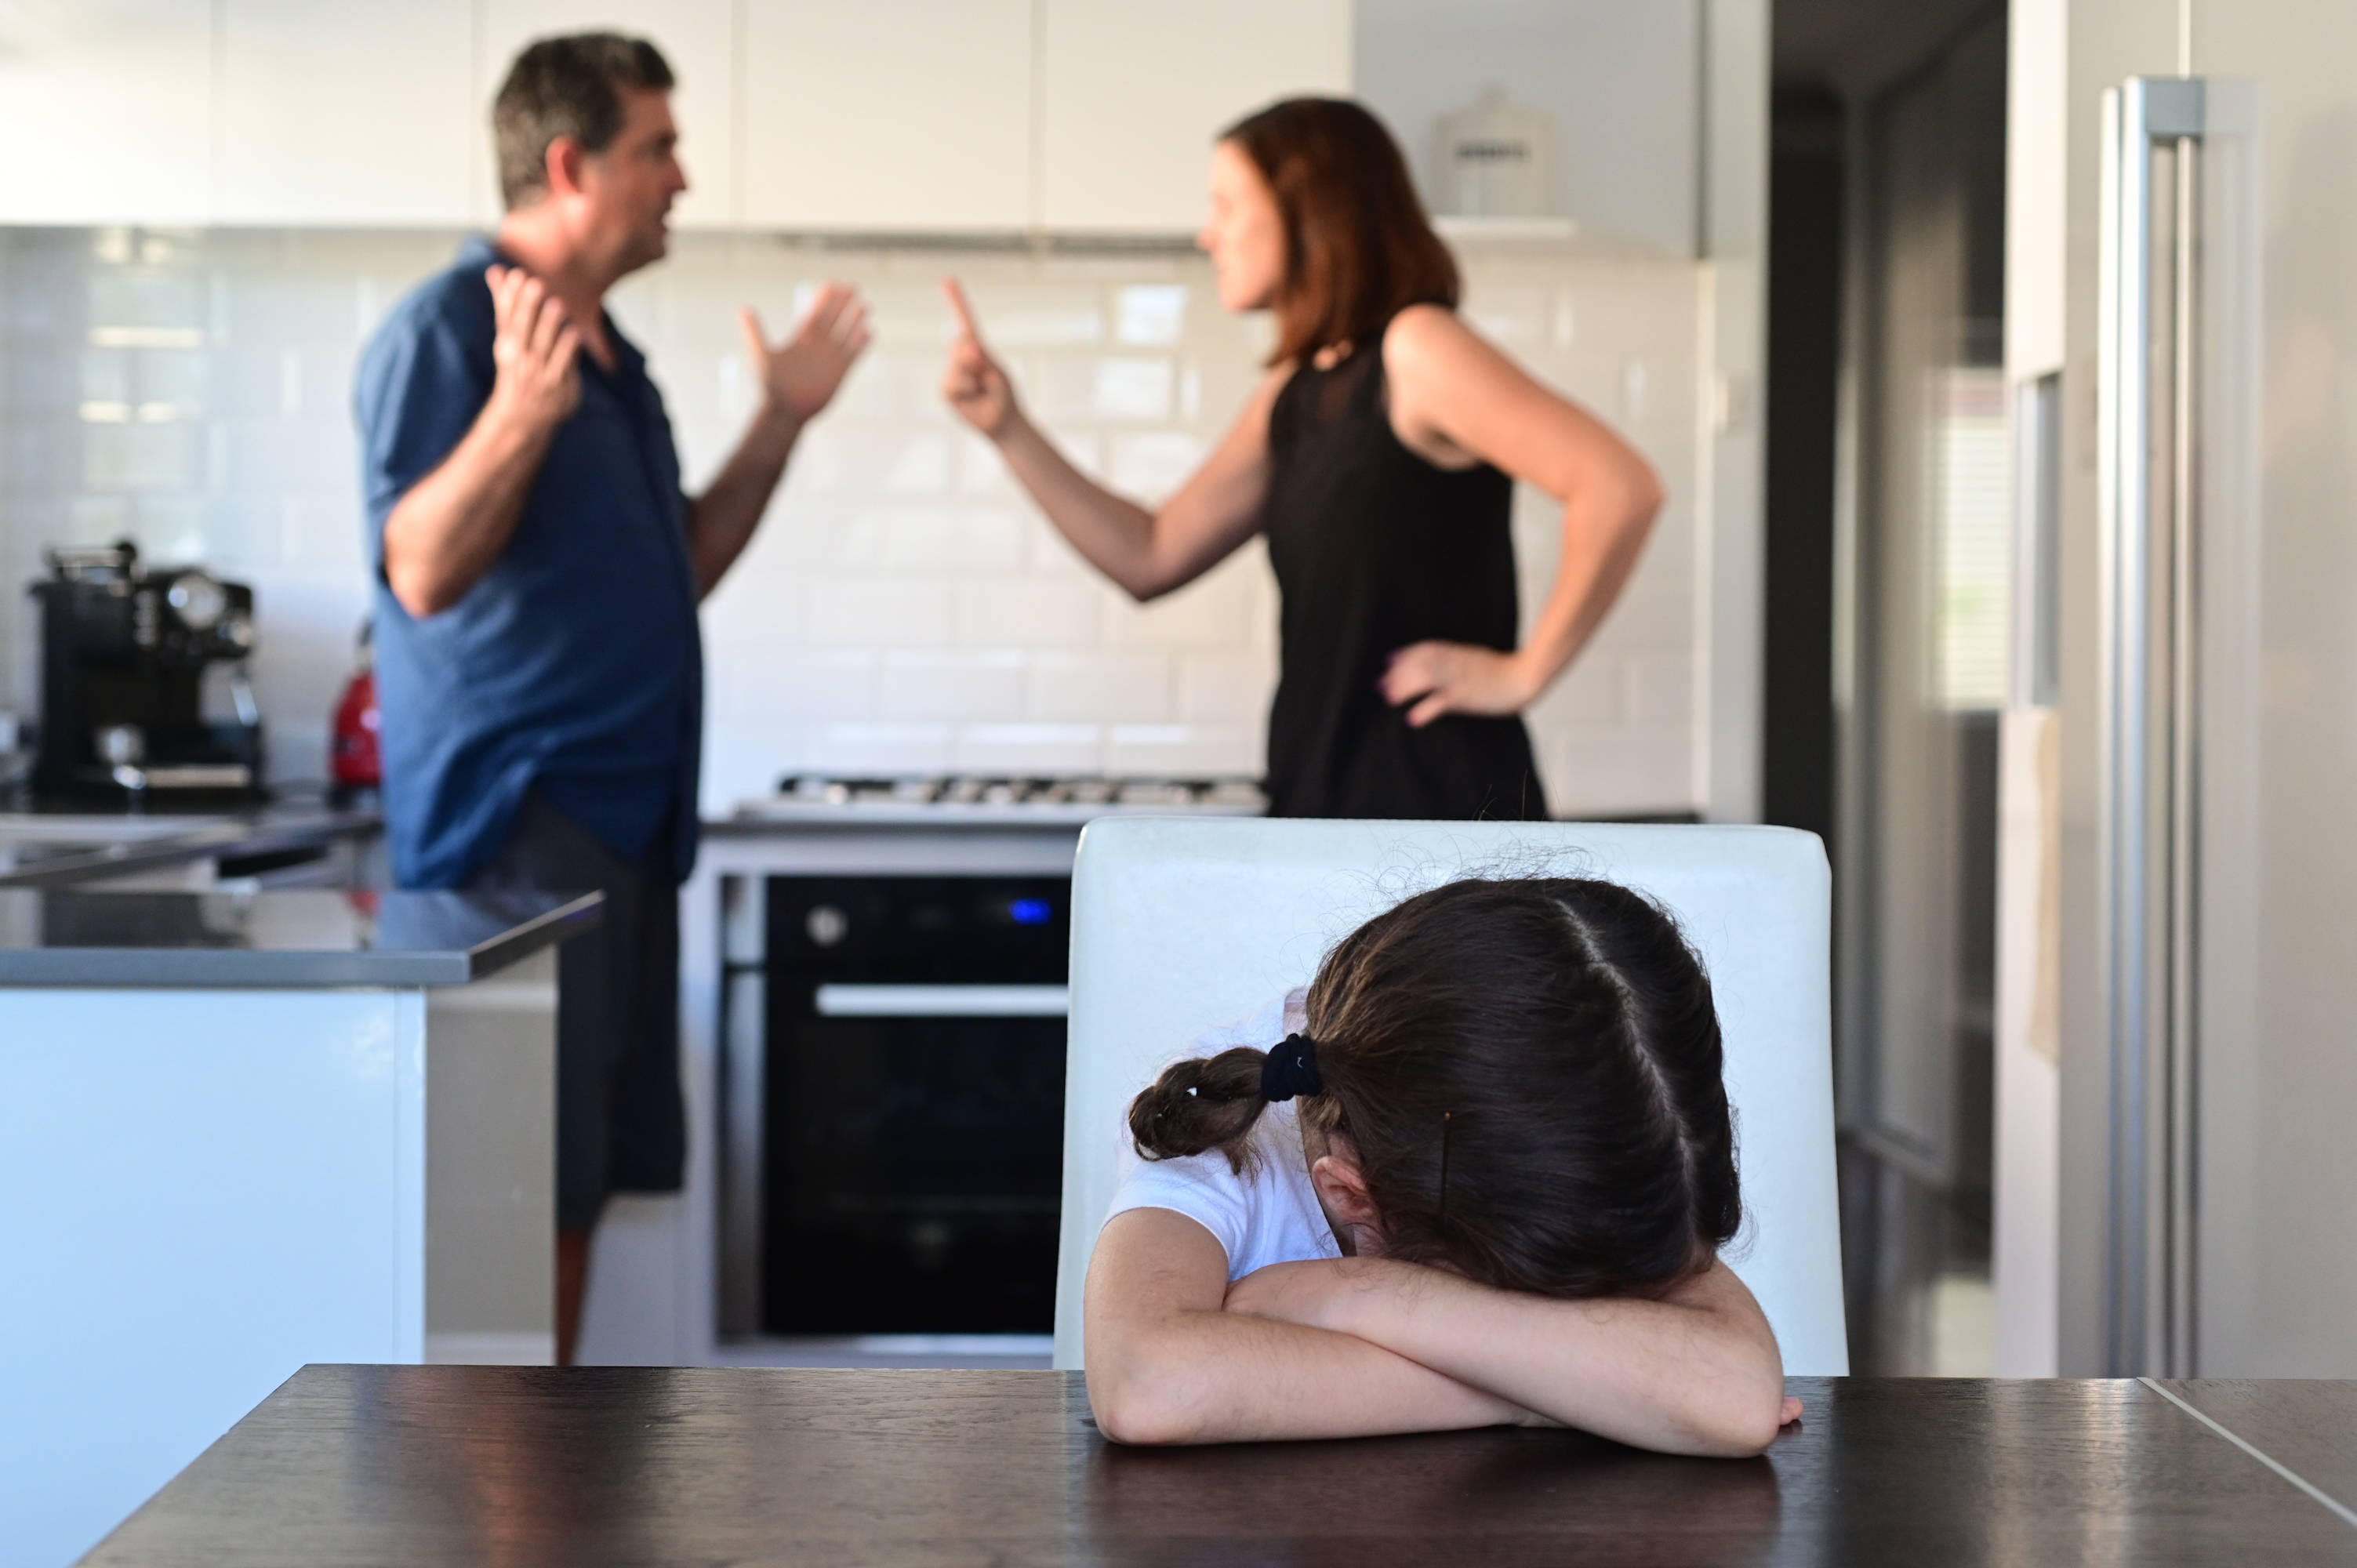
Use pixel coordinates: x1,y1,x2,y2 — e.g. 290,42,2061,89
76,1368,2357,1565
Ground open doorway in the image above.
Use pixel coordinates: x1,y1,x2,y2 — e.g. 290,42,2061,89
1769,0,2008,1374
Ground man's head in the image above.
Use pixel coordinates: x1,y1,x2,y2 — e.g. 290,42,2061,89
493,34,685,279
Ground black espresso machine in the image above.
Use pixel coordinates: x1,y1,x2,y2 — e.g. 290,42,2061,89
31,541,264,800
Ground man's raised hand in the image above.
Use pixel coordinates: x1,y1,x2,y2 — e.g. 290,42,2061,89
743,282,871,426
484,265,581,435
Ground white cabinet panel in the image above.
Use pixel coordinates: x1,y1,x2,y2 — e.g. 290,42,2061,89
218,0,475,226
476,2,738,229
0,1,214,225
1040,0,1352,233
742,0,1032,232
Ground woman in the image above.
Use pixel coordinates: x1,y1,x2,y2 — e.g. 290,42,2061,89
941,97,1662,819
1086,876,1802,1450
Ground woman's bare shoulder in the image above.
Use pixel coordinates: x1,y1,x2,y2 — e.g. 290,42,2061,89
1382,302,1493,368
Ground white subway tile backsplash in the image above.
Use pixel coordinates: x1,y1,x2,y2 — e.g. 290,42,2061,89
1622,654,1695,726
806,721,953,775
1176,652,1275,724
1115,285,1189,347
1108,431,1204,502
953,723,1102,775
2,230,1707,818
1108,558,1261,648
878,504,1027,572
957,579,1106,648
1030,357,1174,423
1029,651,1173,723
877,649,1026,722
82,420,203,492
960,285,1103,347
709,649,877,722
1106,723,1260,778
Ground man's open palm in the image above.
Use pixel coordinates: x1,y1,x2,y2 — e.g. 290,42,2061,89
743,283,871,423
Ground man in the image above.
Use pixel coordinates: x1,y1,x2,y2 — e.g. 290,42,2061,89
354,33,868,1363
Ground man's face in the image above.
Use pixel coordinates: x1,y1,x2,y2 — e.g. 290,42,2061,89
574,86,688,277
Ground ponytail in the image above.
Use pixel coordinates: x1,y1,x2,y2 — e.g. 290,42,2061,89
1128,1047,1276,1174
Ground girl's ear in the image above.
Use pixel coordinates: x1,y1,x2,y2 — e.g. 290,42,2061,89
1308,1151,1383,1245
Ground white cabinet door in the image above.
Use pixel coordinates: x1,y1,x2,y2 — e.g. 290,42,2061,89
217,0,475,226
741,0,1032,232
475,2,738,229
1039,0,1352,233
0,1,214,225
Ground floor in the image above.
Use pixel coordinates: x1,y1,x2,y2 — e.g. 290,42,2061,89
1837,1138,1995,1375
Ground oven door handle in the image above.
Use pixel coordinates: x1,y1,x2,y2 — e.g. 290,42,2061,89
812,983,1071,1018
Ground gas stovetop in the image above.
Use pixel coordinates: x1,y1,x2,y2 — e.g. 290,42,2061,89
732,775,1267,826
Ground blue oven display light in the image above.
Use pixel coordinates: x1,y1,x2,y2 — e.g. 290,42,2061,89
1008,898,1054,926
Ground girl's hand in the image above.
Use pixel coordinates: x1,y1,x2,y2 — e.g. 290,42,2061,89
1380,641,1538,727
940,278,1021,440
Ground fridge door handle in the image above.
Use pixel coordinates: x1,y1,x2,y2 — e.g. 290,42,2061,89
2097,75,2210,1378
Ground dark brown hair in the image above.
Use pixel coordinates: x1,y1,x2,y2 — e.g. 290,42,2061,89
493,33,675,210
1220,97,1460,366
1128,878,1740,1298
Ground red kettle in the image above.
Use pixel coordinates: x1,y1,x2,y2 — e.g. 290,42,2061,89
332,621,381,790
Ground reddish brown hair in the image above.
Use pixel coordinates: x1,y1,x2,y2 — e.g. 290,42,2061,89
1221,97,1459,366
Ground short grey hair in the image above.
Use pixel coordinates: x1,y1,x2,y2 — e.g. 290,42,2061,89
492,33,674,209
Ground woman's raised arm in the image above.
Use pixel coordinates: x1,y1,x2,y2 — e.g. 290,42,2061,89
1084,1207,1531,1445
940,278,1279,602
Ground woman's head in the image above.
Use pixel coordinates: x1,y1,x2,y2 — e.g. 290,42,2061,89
1200,97,1458,363
1128,877,1740,1298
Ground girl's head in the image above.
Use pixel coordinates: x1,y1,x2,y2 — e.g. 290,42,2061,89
1200,96,1458,364
1128,877,1740,1299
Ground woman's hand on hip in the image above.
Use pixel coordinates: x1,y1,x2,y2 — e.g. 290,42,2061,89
1381,641,1538,727
940,277,1022,440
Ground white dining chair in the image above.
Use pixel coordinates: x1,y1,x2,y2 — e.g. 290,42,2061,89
1052,815,1847,1376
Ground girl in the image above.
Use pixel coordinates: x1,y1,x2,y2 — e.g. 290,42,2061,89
1084,877,1803,1453
942,98,1661,821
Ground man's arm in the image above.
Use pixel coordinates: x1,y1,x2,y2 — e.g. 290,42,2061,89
1225,1255,1798,1457
381,267,581,619
1084,1208,1531,1445
687,285,870,598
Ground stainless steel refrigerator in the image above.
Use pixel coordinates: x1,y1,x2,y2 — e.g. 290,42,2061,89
1997,0,2357,1377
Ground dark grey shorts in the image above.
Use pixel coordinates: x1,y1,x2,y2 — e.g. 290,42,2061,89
467,793,685,1232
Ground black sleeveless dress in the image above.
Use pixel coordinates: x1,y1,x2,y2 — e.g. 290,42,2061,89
1258,342,1549,820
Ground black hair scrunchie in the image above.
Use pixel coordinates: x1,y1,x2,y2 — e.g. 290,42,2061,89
1261,1033,1324,1102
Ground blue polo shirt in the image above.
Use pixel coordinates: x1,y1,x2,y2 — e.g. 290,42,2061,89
354,236,702,889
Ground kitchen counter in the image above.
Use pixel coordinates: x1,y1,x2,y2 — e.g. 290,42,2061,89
0,795,381,887
0,887,599,986
2,884,597,1568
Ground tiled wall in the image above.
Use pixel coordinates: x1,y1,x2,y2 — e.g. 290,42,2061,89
0,227,1701,818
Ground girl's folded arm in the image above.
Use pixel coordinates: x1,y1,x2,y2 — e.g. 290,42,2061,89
1226,1255,1791,1457
1082,1207,1530,1445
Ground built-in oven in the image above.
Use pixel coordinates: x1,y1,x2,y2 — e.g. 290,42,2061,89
752,874,1070,1336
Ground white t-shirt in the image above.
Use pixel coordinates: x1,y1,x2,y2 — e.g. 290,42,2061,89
1100,987,1345,1281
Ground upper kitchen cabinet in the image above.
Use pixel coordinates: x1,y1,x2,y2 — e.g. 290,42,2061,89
0,2,216,225
217,0,476,226
475,2,739,229
1038,0,1352,234
740,0,1033,232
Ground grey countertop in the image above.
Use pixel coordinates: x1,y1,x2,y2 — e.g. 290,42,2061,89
0,887,601,987
0,795,381,887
